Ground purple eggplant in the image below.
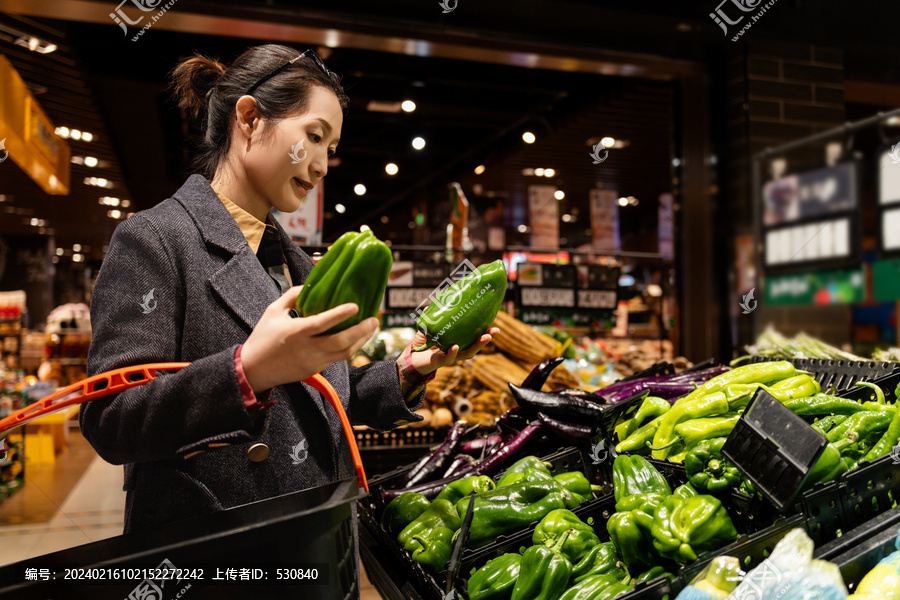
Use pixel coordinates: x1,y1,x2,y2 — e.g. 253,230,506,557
398,421,468,488
599,380,699,404
510,383,606,424
459,435,503,455
536,412,594,442
551,387,611,404
379,421,544,501
520,357,566,391
669,366,730,382
498,407,530,438
442,454,475,478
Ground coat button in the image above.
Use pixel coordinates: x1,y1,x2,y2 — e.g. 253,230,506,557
248,443,269,462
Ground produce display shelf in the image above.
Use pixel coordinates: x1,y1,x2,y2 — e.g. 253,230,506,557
748,356,898,395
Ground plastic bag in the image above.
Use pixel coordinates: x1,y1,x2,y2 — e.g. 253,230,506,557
675,556,743,600
725,528,847,600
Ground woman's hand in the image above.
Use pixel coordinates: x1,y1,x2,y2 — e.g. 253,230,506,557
241,286,378,393
405,327,501,376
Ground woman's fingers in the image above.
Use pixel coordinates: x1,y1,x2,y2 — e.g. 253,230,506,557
301,303,361,335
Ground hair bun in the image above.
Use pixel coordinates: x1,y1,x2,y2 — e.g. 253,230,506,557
171,55,226,118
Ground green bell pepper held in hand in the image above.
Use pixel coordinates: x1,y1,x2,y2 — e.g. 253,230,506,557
381,491,430,536
558,573,632,600
414,260,508,352
410,526,454,572
295,230,392,334
864,407,900,462
570,542,628,584
651,392,731,460
510,531,573,600
533,509,601,564
649,494,738,563
467,553,522,600
553,472,603,498
615,414,666,455
497,456,553,487
675,415,741,450
397,499,461,552
615,396,671,443
607,509,660,573
612,455,671,502
435,475,496,504
458,479,569,549
684,438,742,493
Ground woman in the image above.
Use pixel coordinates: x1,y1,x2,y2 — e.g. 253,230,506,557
81,44,496,534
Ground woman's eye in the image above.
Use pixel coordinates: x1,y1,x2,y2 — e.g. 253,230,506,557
328,148,337,158
309,133,322,144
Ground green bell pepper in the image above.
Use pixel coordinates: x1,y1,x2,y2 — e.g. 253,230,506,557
614,396,671,443
612,455,671,502
689,555,742,599
614,493,666,526
674,415,740,450
295,230,392,333
435,475,496,505
607,509,660,573
651,392,731,459
458,479,569,549
533,509,601,564
468,553,522,600
553,472,603,499
414,260,508,352
494,467,582,510
673,482,698,499
684,438,742,493
570,542,628,584
397,499,461,552
497,456,553,487
649,494,738,563
634,566,673,584
410,526,454,572
558,573,632,600
510,532,573,600
799,443,847,492
381,491,430,536
614,414,665,455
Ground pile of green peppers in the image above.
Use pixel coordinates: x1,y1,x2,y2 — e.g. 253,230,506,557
612,361,900,494
381,456,601,573
467,507,672,600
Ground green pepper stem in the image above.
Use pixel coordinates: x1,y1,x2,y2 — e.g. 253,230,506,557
590,485,604,493
856,381,886,405
617,561,631,586
729,355,752,367
646,437,681,451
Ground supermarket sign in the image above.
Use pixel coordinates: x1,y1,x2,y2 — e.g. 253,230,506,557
764,268,864,306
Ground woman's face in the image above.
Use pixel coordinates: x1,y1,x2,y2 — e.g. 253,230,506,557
240,86,343,215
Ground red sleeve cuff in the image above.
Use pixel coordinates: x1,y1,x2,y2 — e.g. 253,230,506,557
235,345,275,416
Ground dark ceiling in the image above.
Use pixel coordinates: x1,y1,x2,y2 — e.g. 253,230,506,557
0,0,897,266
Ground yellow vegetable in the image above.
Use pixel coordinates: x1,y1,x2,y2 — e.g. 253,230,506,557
850,555,900,600
431,407,454,428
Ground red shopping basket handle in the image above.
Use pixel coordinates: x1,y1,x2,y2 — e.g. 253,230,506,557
0,364,368,493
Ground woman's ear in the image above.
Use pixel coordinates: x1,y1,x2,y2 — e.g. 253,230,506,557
234,95,261,140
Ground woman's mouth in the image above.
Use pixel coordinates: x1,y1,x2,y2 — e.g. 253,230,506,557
293,177,312,192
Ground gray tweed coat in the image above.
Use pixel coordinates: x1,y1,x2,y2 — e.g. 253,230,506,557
82,174,422,533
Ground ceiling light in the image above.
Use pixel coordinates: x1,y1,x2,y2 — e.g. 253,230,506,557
360,225,371,232
84,156,98,168
107,209,122,219
56,127,69,138
99,196,120,206
474,165,485,175
29,218,39,226
401,100,416,112
71,156,84,165
70,129,82,141
354,184,367,196
627,196,639,206
554,190,565,200
366,100,402,113
335,203,346,214
14,36,57,54
121,199,131,208
81,132,93,142
517,224,529,233
72,244,81,252
534,168,545,177
380,215,389,224
562,214,573,223
544,168,556,178
522,132,536,144
56,248,64,256
672,158,682,167
618,197,629,206
412,137,426,150
385,163,398,175
85,177,113,188
601,137,616,148
646,284,663,297
72,253,84,262
521,168,535,176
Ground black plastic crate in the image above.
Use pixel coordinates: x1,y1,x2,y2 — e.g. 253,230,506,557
618,361,676,382
359,446,607,600
749,356,898,395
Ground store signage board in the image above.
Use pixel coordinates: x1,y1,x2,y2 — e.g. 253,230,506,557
590,189,620,253
763,268,864,306
271,181,322,245
764,217,853,267
383,261,454,313
517,263,576,309
763,162,857,226
873,259,900,302
878,147,900,206
0,56,70,195
528,185,559,249
576,265,618,310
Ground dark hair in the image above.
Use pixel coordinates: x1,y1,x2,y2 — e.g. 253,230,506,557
170,44,349,180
